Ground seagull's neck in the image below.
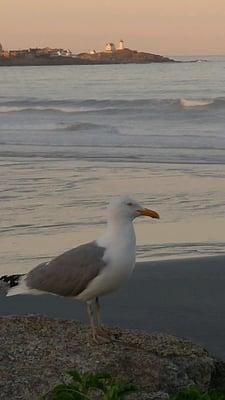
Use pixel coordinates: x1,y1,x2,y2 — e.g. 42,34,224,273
108,216,134,235
97,217,136,251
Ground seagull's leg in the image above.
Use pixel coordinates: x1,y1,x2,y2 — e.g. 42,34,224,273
86,300,110,344
87,300,97,339
95,297,112,339
95,296,102,330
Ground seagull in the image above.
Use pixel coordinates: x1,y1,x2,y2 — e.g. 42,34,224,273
0,196,159,343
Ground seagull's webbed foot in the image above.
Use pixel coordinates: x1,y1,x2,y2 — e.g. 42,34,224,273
96,326,113,339
92,329,112,344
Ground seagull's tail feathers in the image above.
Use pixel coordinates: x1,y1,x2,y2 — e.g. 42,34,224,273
0,274,25,296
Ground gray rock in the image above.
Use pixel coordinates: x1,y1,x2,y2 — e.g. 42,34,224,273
0,315,219,399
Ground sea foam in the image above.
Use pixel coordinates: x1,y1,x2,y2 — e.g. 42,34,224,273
180,99,214,108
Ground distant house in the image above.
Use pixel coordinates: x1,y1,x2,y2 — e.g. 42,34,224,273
60,49,72,57
49,49,62,57
37,47,52,56
0,43,9,58
47,48,72,57
0,51,9,58
29,47,72,57
28,48,41,57
9,49,30,57
105,43,116,53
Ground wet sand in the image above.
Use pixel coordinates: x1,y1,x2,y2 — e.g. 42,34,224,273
2,158,225,274
1,254,225,359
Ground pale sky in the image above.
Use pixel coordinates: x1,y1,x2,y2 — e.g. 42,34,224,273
1,0,225,55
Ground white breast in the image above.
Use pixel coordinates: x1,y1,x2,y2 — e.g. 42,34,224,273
76,221,136,301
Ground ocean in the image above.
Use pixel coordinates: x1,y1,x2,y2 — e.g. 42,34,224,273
1,57,225,274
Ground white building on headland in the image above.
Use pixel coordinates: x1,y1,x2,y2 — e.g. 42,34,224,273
104,40,125,53
118,40,124,50
105,42,116,53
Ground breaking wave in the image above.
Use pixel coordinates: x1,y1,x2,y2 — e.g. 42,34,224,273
0,105,97,114
0,97,224,114
180,99,214,107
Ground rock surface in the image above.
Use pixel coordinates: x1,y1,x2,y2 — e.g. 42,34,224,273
77,48,174,63
0,315,218,399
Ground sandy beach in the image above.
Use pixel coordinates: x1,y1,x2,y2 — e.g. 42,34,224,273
1,254,225,359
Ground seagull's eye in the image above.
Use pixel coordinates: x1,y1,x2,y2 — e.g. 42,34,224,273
126,202,133,206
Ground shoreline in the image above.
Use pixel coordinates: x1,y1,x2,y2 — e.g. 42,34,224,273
0,49,175,66
0,59,177,67
0,60,201,67
1,253,225,359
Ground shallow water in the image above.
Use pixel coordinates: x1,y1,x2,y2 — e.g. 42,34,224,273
0,58,225,273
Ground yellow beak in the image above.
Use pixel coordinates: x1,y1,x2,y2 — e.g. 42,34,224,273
137,208,160,219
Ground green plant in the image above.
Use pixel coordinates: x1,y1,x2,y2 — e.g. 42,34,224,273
102,380,136,400
169,385,225,400
41,370,136,400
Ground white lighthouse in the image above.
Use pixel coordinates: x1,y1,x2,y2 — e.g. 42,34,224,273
118,39,124,50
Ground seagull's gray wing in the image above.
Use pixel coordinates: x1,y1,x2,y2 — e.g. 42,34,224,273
25,241,106,297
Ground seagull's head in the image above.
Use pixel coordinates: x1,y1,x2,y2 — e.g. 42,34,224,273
107,195,160,222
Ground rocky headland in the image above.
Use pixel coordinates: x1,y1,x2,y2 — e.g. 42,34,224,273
77,48,174,64
0,315,224,400
0,48,174,67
